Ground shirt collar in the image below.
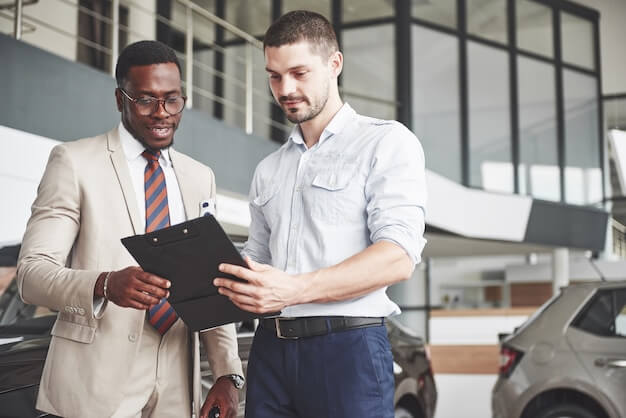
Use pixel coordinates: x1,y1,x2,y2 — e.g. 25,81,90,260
118,122,172,167
288,103,356,148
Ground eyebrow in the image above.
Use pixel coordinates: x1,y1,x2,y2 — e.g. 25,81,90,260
134,89,181,96
265,65,308,73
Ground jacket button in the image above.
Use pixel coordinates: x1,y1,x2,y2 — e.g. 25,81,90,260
128,334,137,342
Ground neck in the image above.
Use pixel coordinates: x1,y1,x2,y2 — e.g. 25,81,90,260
300,93,343,148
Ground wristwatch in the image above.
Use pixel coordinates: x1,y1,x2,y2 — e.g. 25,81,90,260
224,374,245,389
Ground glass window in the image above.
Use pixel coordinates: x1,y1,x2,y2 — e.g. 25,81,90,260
574,289,626,338
561,12,595,70
467,0,508,44
411,0,457,29
342,25,396,120
412,25,461,182
224,0,272,40
518,57,559,201
343,0,393,23
468,42,512,192
563,69,601,205
283,0,331,19
516,0,553,58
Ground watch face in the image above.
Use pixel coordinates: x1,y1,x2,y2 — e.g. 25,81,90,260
229,374,245,389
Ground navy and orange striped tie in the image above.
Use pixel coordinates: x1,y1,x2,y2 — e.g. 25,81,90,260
143,149,178,335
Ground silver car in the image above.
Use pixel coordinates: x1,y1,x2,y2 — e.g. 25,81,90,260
492,280,626,418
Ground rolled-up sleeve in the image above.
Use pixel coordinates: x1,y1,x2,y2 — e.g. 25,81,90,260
242,166,273,265
365,123,427,265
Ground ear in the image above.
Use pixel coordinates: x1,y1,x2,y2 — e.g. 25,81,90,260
115,88,123,112
328,50,343,78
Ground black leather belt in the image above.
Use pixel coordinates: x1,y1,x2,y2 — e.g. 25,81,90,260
260,316,385,339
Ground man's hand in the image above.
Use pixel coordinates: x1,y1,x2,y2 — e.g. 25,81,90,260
200,376,239,418
214,257,302,314
95,266,170,309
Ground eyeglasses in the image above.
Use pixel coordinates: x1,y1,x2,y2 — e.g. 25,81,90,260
119,88,187,116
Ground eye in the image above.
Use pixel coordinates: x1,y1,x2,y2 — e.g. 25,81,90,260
269,73,280,80
136,97,155,106
165,97,181,103
294,71,308,78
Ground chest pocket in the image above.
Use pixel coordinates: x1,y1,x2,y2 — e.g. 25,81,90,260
308,164,364,225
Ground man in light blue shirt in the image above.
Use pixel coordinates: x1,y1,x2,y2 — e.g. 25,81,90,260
214,10,426,418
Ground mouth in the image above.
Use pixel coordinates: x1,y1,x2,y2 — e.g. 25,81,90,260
147,125,174,138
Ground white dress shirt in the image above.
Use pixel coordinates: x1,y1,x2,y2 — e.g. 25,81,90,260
118,122,186,230
243,103,427,318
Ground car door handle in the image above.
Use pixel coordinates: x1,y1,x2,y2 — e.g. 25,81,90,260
594,358,626,368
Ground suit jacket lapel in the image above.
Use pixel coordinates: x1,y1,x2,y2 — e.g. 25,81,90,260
107,128,143,234
170,148,196,220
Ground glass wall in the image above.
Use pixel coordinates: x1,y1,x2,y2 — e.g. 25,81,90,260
516,0,553,58
467,0,508,44
467,42,512,193
561,11,595,70
412,0,457,29
412,25,461,183
342,25,396,120
563,69,602,205
518,56,559,201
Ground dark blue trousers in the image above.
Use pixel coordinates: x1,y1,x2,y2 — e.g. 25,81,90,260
244,323,394,418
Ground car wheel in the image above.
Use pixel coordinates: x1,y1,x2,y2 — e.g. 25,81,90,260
394,406,416,418
534,403,599,418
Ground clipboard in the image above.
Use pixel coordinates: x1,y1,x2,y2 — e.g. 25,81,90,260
121,215,275,331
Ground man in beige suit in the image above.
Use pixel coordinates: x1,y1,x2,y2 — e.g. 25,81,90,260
17,40,243,418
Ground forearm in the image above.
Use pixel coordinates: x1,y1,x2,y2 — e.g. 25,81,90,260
295,241,414,305
200,323,243,378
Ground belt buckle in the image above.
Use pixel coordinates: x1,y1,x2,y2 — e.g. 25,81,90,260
275,317,299,340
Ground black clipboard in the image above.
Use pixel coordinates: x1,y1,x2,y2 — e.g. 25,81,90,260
121,215,274,331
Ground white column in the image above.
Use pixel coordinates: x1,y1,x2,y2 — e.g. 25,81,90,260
552,247,569,295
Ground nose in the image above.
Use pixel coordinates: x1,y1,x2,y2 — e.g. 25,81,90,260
276,76,297,98
152,99,169,119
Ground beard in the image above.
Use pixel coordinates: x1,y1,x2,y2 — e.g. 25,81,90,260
280,81,329,124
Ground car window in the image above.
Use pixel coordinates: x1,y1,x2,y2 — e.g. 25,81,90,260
614,290,626,337
573,288,626,338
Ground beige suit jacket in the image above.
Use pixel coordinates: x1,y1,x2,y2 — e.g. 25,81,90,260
17,128,243,418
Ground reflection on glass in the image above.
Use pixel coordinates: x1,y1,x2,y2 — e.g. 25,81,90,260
516,0,553,58
561,12,595,70
563,69,601,205
343,0,393,23
518,57,559,201
342,25,396,120
467,0,508,44
411,0,457,29
283,0,331,19
223,45,273,139
224,0,271,40
412,25,461,182
468,42,512,192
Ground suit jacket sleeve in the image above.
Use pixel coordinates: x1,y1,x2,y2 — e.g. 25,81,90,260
17,144,101,318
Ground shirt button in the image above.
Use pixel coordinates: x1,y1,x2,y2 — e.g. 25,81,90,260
128,334,137,342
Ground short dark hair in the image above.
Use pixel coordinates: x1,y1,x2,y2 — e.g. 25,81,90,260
115,40,181,87
264,10,338,58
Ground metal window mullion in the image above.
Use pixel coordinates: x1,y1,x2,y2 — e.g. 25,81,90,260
554,7,566,203
110,0,119,76
458,0,469,187
395,0,411,129
186,4,193,108
508,0,520,194
245,42,253,134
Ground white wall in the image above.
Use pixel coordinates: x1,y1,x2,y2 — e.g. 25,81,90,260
0,125,59,247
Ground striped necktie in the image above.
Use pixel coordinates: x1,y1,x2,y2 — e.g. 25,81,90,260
142,149,178,335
